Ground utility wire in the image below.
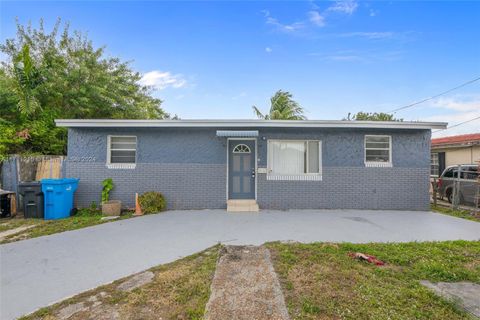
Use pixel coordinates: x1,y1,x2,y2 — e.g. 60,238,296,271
388,76,480,114
433,115,480,133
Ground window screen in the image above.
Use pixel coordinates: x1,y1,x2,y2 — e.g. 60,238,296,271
109,136,136,164
365,135,391,163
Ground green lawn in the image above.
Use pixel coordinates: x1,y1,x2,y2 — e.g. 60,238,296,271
12,241,480,319
0,210,134,244
267,241,480,320
431,205,480,222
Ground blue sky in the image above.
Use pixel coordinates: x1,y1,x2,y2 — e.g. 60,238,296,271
1,1,479,136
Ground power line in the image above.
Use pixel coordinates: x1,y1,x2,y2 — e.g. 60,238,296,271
433,115,480,133
388,76,480,114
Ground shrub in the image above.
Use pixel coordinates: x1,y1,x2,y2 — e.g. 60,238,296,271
76,203,102,216
138,191,167,214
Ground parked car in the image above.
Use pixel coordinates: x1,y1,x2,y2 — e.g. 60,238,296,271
437,164,479,204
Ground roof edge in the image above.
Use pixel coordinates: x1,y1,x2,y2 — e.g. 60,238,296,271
55,119,448,130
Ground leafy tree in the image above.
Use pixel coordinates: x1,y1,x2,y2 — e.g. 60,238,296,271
345,112,403,121
253,90,306,120
0,19,172,158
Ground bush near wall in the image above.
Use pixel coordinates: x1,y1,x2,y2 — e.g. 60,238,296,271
139,191,167,214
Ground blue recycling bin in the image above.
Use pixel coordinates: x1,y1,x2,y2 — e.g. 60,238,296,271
41,178,79,220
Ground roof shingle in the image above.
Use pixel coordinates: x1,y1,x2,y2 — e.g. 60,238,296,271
432,133,480,146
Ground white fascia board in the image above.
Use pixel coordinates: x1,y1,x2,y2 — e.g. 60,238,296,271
55,119,448,130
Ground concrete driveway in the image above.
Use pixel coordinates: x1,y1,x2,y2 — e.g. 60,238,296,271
1,209,480,319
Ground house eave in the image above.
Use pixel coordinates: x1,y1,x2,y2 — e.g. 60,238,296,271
431,142,480,150
55,119,448,130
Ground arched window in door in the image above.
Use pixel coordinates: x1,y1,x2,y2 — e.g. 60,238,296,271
233,144,251,153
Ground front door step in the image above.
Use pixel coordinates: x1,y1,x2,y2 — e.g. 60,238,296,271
227,200,259,212
205,246,290,320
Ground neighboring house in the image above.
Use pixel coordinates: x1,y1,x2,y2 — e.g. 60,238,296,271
431,133,480,177
56,119,446,211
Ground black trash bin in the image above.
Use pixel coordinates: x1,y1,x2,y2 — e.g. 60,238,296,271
18,181,44,219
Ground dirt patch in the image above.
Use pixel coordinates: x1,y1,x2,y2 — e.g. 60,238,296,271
205,245,289,320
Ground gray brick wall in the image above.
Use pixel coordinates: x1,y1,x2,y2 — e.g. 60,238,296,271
67,162,226,210
65,126,431,211
67,162,429,211
257,167,430,210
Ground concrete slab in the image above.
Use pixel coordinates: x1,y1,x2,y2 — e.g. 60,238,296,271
205,246,289,320
421,281,480,317
1,209,480,319
116,271,154,292
0,225,36,242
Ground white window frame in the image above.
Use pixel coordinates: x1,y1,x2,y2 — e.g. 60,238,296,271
267,139,322,181
364,135,392,167
106,135,137,169
430,152,439,177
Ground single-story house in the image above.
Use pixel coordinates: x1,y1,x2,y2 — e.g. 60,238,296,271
56,119,447,211
431,133,480,177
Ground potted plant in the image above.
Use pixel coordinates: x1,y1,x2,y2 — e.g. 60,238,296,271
101,178,121,216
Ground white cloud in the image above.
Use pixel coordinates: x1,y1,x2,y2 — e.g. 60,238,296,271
265,47,272,53
308,10,325,27
369,9,378,17
262,10,304,33
262,1,362,34
423,96,480,137
338,32,394,39
327,0,358,15
309,49,403,63
430,114,480,138
139,70,187,90
308,0,320,10
232,92,247,100
431,97,480,112
323,55,364,62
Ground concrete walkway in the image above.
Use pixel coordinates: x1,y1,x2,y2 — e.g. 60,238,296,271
1,209,480,320
205,246,289,320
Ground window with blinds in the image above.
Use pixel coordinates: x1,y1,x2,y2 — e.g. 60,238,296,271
267,140,322,180
364,135,391,165
108,136,137,164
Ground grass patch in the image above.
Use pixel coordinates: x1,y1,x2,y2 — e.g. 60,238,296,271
0,218,39,232
20,245,220,320
432,205,480,222
267,241,480,319
0,210,134,244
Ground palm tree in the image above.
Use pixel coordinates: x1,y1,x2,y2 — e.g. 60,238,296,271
252,90,306,120
12,44,42,116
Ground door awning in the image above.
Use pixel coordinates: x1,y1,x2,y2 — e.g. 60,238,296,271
216,130,259,137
